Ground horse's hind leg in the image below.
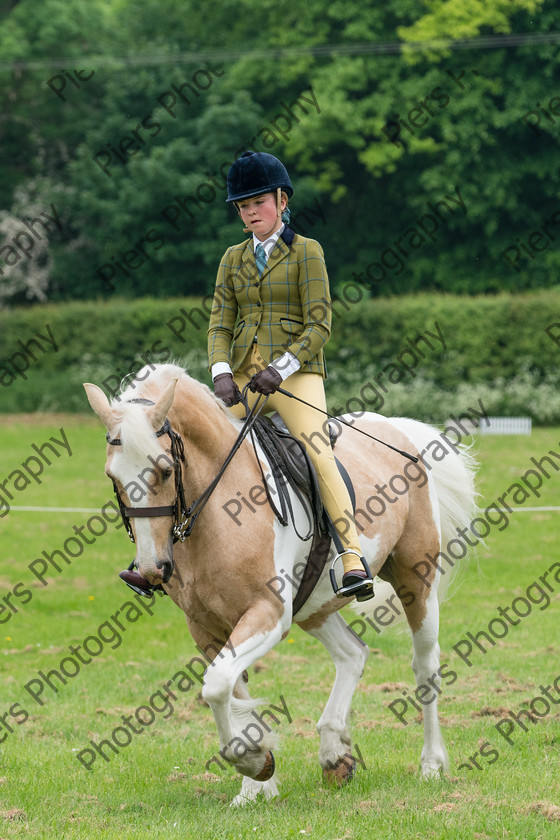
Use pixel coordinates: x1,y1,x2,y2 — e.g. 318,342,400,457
410,585,449,776
392,562,449,777
300,611,369,785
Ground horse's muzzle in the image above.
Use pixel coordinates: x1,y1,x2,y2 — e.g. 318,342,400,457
156,557,174,583
136,554,173,585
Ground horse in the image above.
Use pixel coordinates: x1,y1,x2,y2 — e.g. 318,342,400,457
84,362,478,806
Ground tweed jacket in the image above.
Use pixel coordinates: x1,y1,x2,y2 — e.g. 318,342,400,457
207,227,332,377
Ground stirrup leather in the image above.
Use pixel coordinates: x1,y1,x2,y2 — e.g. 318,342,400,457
329,551,374,599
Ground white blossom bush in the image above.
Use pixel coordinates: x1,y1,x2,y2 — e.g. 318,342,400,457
0,180,62,307
326,368,560,426
0,208,52,305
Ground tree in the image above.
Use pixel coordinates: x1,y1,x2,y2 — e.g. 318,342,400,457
1,0,559,305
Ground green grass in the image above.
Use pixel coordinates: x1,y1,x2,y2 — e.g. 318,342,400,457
0,417,559,838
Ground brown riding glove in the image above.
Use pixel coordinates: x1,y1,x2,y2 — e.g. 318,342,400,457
249,366,282,396
213,373,242,406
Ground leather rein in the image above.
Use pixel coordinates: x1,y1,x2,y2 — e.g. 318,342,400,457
106,392,269,544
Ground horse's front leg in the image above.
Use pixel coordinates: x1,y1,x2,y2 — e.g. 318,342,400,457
228,673,280,807
201,600,287,782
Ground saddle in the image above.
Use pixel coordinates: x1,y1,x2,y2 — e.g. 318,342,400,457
249,412,356,618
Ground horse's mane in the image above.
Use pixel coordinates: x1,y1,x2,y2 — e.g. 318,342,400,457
108,363,233,461
115,362,187,404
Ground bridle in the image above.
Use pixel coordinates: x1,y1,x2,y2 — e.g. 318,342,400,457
107,400,191,543
106,392,269,544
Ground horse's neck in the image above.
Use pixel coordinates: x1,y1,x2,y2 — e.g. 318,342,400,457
169,384,245,484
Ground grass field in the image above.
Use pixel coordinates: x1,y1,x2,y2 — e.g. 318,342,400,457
0,415,559,839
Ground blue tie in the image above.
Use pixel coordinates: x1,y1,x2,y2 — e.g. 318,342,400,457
255,243,267,277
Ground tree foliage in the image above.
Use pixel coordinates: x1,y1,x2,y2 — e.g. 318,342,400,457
1,0,559,305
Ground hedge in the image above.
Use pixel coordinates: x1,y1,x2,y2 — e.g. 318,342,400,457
0,290,559,422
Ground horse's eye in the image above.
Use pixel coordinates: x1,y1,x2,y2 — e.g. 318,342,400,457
161,468,173,481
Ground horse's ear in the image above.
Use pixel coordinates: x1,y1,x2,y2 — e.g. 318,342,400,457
83,383,115,430
147,377,178,430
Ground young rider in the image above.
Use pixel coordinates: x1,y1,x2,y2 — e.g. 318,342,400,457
207,151,374,602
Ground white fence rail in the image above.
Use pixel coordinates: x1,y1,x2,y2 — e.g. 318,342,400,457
478,416,532,435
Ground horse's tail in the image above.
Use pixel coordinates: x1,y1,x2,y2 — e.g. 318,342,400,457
385,416,480,602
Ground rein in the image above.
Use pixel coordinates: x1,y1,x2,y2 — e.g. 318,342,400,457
107,391,270,543
276,386,419,463
107,380,419,546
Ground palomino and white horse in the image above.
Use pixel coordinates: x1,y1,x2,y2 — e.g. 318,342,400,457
84,363,477,806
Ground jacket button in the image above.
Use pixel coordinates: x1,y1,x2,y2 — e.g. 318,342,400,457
256,301,261,306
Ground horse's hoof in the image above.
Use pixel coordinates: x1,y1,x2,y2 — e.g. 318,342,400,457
254,750,275,782
322,753,357,787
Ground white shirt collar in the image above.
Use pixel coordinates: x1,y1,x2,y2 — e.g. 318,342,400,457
253,223,284,259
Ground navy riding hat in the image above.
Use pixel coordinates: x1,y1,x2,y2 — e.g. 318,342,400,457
226,151,294,203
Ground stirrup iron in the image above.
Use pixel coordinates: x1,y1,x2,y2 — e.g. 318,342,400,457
329,551,374,599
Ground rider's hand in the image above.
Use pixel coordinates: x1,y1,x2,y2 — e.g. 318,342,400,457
249,366,282,396
213,373,241,407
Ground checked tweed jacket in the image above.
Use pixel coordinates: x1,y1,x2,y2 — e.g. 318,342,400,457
207,227,332,377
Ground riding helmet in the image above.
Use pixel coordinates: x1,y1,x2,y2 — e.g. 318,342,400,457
226,151,294,203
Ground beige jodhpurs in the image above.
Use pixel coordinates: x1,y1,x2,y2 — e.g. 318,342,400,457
229,345,362,570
